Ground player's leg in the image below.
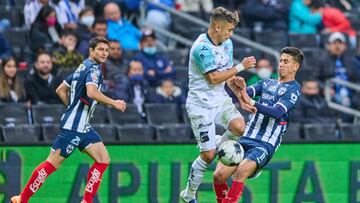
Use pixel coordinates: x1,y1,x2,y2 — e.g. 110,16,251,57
80,129,109,203
11,134,70,203
215,98,245,147
222,159,257,203
181,104,217,202
213,162,238,203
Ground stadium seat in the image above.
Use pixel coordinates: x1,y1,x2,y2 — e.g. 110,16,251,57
32,104,65,124
92,124,118,143
233,48,263,61
108,104,143,125
156,124,194,143
289,34,319,48
181,105,190,124
89,104,109,124
303,124,339,142
254,31,288,48
2,125,41,144
42,124,60,143
117,124,156,143
174,66,188,84
302,48,324,68
164,48,189,67
3,28,28,48
234,28,252,39
282,123,304,143
145,103,180,125
0,9,23,27
0,103,29,125
340,124,360,142
295,69,313,84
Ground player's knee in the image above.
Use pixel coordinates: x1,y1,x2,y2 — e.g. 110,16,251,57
213,170,228,184
200,150,216,164
234,166,252,182
47,150,65,168
231,122,245,136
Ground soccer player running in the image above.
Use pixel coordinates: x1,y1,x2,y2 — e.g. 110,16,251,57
180,7,256,203
11,36,127,203
213,47,303,203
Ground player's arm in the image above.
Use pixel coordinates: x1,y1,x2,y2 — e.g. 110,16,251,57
86,84,126,112
56,82,70,106
227,77,257,113
205,56,256,85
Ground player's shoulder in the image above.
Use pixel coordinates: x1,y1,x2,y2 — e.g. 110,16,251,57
223,38,233,47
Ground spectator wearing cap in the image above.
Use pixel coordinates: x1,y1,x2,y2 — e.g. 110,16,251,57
52,30,83,69
112,60,153,118
310,0,357,48
104,2,141,50
77,17,108,57
317,32,358,121
133,30,175,87
104,40,128,80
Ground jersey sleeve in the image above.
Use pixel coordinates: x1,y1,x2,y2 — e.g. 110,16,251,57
63,74,73,87
276,85,301,113
86,68,101,87
192,44,217,74
248,80,263,98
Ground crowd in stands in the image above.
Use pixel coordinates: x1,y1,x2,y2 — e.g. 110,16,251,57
0,0,360,143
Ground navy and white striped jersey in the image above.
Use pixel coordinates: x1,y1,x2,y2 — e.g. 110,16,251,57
243,79,301,149
60,59,103,133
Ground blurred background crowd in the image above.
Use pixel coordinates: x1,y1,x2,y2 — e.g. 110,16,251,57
0,0,360,144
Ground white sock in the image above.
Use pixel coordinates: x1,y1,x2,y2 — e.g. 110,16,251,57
215,130,238,148
183,156,209,201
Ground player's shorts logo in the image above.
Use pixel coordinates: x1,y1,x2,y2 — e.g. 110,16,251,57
197,122,212,129
199,131,210,143
66,144,75,155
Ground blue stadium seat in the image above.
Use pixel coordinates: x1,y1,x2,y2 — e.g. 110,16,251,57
156,124,194,143
92,124,118,143
41,123,60,143
108,104,143,125
254,30,288,48
0,103,29,125
303,124,339,142
340,124,360,142
145,103,180,125
117,124,155,143
32,104,65,124
289,34,319,48
89,105,109,124
282,123,305,143
0,8,23,27
2,124,41,144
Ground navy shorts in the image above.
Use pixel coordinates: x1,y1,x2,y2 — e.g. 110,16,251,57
51,127,102,158
238,137,275,179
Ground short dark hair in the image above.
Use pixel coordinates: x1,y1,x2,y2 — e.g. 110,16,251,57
280,47,304,67
36,51,51,62
89,36,109,49
92,17,107,28
61,29,78,40
309,0,324,9
78,6,94,18
210,7,239,25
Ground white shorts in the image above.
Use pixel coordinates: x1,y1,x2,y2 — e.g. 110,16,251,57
186,98,243,152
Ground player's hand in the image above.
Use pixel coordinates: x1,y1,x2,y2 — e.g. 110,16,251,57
241,101,257,114
241,56,256,70
234,77,246,91
113,100,127,112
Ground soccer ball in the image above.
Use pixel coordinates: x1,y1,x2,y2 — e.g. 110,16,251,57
218,140,244,166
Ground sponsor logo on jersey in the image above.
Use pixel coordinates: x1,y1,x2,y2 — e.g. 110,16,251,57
262,93,275,100
29,168,47,192
86,168,101,193
268,85,277,93
91,69,100,83
278,87,287,96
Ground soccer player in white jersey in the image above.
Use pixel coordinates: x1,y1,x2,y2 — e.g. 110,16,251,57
11,37,127,203
180,7,256,203
213,47,303,203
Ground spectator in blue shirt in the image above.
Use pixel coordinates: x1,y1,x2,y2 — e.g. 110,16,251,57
103,2,141,50
133,29,175,87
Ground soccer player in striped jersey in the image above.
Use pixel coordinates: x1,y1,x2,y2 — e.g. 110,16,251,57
212,47,303,203
11,36,127,203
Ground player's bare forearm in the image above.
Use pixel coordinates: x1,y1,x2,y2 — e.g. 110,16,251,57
56,82,69,106
86,84,115,106
205,68,238,85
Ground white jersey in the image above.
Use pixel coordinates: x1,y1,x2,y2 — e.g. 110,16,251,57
186,33,234,108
